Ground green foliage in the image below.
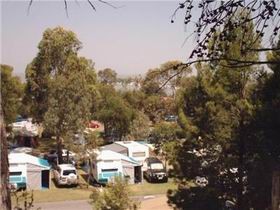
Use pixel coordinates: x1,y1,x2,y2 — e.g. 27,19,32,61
168,15,261,209
141,68,163,95
90,177,139,210
98,68,117,85
122,90,146,111
95,84,135,140
24,27,97,163
245,38,280,209
149,121,185,156
12,189,40,210
150,122,182,149
161,140,180,167
141,61,190,96
0,64,24,124
142,95,164,122
128,111,151,140
43,56,93,137
25,27,82,121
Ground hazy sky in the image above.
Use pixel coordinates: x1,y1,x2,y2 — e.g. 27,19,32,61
1,1,194,80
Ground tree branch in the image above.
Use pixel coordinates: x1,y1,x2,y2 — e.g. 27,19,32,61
157,57,280,92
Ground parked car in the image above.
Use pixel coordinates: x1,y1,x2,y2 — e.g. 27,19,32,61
164,115,178,122
143,157,168,183
44,149,76,166
53,164,78,186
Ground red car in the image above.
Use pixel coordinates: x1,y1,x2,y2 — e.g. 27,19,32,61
88,121,100,129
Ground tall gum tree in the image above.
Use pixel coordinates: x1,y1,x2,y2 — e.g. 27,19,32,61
25,27,82,122
43,55,95,164
25,27,96,163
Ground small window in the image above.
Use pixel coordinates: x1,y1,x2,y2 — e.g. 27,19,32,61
101,168,118,172
10,172,22,176
132,152,145,157
62,170,76,176
150,163,164,170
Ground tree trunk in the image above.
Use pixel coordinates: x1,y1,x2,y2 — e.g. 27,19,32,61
0,106,11,210
56,136,63,164
66,150,69,164
237,115,245,210
272,170,280,210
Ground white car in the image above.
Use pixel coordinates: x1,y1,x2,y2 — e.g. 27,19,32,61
53,164,78,186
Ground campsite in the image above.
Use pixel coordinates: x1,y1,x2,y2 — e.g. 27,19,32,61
2,1,280,210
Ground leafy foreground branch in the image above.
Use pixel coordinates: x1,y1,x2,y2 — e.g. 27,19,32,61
90,177,139,210
12,190,40,210
172,0,280,61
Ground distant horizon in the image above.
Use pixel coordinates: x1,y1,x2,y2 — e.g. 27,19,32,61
1,1,194,81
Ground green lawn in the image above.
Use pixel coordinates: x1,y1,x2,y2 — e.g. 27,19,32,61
12,178,177,204
130,180,176,196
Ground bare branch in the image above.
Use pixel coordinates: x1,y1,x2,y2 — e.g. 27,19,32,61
97,0,119,9
64,0,69,18
87,0,96,11
157,57,280,92
172,0,280,61
27,0,33,15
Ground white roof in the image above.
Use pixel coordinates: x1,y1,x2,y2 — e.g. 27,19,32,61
9,153,50,169
96,150,140,165
115,141,148,151
11,120,39,137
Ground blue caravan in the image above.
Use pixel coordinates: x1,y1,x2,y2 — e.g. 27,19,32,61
9,153,50,190
85,150,142,185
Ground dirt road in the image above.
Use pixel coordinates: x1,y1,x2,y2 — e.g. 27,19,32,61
139,194,172,210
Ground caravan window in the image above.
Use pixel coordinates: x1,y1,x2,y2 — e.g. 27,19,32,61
101,169,118,172
10,172,22,176
62,170,76,176
132,152,145,157
150,163,164,170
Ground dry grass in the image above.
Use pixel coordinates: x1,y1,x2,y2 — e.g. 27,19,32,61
130,180,177,196
12,178,177,205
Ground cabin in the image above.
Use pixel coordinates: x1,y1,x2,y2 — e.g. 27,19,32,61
85,150,142,185
9,153,50,190
102,141,149,165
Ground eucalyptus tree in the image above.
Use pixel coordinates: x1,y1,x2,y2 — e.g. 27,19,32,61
25,27,97,163
1,64,24,124
95,84,135,141
25,27,82,122
98,68,117,85
43,55,95,163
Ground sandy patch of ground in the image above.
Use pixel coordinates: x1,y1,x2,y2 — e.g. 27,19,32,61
139,195,172,210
